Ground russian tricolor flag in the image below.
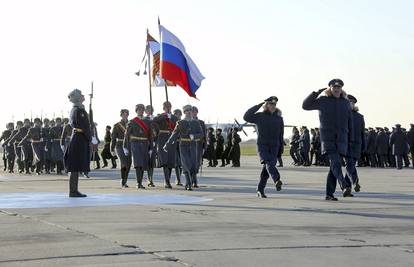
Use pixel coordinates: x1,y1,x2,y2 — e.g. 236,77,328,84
159,25,205,98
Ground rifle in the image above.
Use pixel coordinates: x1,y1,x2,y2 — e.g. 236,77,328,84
89,81,98,168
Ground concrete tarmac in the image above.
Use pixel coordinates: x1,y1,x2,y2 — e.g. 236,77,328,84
0,156,413,266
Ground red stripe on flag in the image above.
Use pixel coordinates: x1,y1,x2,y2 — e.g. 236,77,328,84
160,61,194,97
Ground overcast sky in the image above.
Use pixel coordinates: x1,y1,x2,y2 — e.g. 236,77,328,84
1,0,413,138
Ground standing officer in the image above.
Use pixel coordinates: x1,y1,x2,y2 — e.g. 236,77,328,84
123,104,153,189
111,109,132,188
154,101,178,188
366,128,377,167
49,117,64,175
375,128,389,168
42,118,52,174
18,119,33,174
64,89,90,197
165,105,204,191
222,128,233,167
299,126,311,166
344,94,365,193
243,96,284,198
407,124,414,169
302,79,353,200
289,127,300,165
230,128,242,167
390,124,408,170
146,105,158,187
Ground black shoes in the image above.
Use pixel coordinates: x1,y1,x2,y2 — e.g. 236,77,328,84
69,191,87,198
354,183,361,192
136,184,146,189
343,187,354,197
257,191,267,198
147,182,155,187
275,180,283,191
185,185,193,191
325,195,338,201
165,184,173,189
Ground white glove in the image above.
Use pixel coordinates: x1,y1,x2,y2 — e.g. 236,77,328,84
149,150,153,156
189,134,194,140
91,136,98,145
61,145,65,152
167,113,172,119
163,145,168,152
123,148,129,156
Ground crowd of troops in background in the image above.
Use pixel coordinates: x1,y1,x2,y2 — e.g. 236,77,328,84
0,102,243,191
289,124,414,170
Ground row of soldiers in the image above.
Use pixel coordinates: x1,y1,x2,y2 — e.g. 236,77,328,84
1,118,73,175
203,127,241,168
289,124,414,169
109,102,207,190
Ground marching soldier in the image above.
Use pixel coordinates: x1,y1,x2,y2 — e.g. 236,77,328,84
146,105,158,187
165,105,204,191
408,124,414,169
1,123,14,172
215,128,224,167
230,128,241,167
289,127,300,165
205,127,216,167
192,106,206,187
101,126,117,169
173,108,183,186
302,79,353,200
49,118,65,175
19,118,45,175
244,96,284,198
64,89,90,197
16,119,33,174
111,109,132,188
5,121,24,173
123,104,153,189
344,94,365,193
153,101,178,188
42,118,52,174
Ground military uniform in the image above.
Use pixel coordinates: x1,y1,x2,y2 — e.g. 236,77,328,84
11,124,32,174
407,125,414,168
166,115,204,190
49,123,64,174
153,113,178,187
390,125,408,169
5,128,23,173
230,130,241,167
205,129,216,167
20,122,45,175
366,129,377,167
124,116,153,188
42,124,52,174
215,130,225,167
375,129,389,168
194,117,206,176
101,129,117,168
145,115,159,187
111,119,132,187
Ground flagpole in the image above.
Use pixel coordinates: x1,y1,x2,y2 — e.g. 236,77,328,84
146,29,153,109
158,17,169,103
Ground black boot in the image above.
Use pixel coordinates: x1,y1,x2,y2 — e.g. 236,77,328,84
111,158,117,169
121,168,129,188
135,168,145,189
184,172,192,191
175,167,183,186
147,168,155,187
163,167,172,188
69,172,87,197
192,173,199,188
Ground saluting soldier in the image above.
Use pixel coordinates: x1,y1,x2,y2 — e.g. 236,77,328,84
244,96,284,198
19,118,45,175
64,89,90,197
145,105,158,187
111,109,132,188
49,118,65,175
303,79,353,200
123,104,153,189
165,105,204,191
153,101,178,188
1,123,14,172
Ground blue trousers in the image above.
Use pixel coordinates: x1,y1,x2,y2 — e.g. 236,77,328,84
257,159,280,193
326,153,350,196
344,157,359,185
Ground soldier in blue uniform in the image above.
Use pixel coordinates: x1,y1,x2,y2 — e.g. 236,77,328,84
408,124,414,169
5,121,24,173
64,89,90,197
49,117,64,175
390,124,408,170
375,128,389,168
243,96,284,198
154,102,178,188
123,104,153,189
1,123,14,172
344,94,365,194
165,105,204,191
111,109,132,188
303,79,353,200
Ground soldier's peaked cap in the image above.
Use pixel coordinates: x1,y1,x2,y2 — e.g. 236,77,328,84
264,96,278,104
348,94,357,103
328,79,344,87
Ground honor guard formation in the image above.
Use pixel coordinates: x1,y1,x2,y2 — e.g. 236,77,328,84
1,79,414,201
